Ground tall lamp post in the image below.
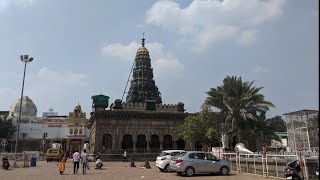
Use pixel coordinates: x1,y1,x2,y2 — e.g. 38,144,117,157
13,55,34,168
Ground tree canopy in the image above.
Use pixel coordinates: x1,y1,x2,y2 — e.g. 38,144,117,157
203,76,275,150
0,114,16,139
175,106,223,149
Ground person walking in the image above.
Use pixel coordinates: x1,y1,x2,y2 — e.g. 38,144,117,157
81,149,89,174
57,154,67,175
123,150,127,162
72,149,81,174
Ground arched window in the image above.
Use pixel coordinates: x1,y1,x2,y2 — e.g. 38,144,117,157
70,129,73,134
79,129,83,134
74,128,78,134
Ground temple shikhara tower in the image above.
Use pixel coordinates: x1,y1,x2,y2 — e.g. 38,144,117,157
126,35,162,104
88,36,189,159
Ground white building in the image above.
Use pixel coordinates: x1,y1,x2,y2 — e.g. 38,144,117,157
6,96,89,153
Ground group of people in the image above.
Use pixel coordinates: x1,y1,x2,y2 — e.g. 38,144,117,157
123,151,150,169
57,149,89,175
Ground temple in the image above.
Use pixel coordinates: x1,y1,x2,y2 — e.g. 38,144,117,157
88,36,190,156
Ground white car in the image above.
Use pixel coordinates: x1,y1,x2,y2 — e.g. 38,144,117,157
156,150,185,172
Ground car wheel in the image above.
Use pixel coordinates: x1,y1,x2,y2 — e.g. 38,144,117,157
164,164,170,172
292,176,300,180
159,168,165,172
185,167,195,177
219,166,229,175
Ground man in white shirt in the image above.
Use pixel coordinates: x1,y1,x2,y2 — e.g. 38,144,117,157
123,151,127,162
72,149,81,174
81,150,88,174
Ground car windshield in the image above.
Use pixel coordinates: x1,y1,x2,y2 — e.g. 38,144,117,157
158,152,170,157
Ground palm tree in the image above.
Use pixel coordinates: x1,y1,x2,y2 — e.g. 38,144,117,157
204,76,274,150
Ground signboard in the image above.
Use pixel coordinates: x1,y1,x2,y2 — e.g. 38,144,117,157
44,119,66,124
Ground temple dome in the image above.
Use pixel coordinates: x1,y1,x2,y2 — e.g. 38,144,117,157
137,46,149,54
136,35,149,55
75,102,82,110
9,96,37,117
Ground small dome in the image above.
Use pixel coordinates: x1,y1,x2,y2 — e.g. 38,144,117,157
137,47,149,54
75,102,81,110
136,34,149,55
9,96,37,117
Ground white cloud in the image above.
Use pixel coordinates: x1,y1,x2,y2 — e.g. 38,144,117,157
153,57,184,78
101,40,184,78
146,0,286,49
102,41,138,61
236,29,259,45
101,41,164,61
37,67,88,86
0,0,36,11
252,65,269,73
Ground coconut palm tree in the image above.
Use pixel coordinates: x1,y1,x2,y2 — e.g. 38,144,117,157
204,76,274,149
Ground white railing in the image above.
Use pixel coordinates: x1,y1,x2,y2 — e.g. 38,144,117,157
220,152,319,180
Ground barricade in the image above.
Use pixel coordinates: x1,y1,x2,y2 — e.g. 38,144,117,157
220,152,317,179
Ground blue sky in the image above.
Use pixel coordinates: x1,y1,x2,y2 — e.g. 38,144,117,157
0,0,318,118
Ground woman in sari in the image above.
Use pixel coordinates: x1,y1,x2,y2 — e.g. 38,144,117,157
57,154,67,175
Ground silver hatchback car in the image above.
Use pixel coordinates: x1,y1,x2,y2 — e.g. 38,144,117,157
169,151,230,177
156,150,185,172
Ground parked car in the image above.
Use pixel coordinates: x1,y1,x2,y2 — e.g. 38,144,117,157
156,150,185,172
169,151,230,177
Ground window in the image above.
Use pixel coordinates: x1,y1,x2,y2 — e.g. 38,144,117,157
74,128,78,134
70,129,73,134
79,129,83,134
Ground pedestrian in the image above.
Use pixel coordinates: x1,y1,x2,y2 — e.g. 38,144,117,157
81,149,89,174
130,158,136,167
123,150,128,162
72,149,81,174
143,160,151,169
57,153,67,175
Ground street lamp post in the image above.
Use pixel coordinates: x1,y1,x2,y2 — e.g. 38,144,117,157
13,55,34,168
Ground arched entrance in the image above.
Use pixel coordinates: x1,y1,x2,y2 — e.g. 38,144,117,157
176,139,185,150
163,134,173,150
121,134,133,152
102,134,112,152
149,134,160,153
136,134,147,153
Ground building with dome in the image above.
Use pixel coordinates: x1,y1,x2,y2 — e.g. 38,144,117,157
88,36,190,156
8,96,41,123
5,97,89,153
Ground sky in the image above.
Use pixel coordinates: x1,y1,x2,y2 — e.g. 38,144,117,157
0,0,318,119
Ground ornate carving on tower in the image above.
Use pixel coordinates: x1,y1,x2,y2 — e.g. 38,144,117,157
126,35,162,104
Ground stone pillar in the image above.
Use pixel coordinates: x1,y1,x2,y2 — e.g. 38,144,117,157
118,133,123,153
112,133,116,153
146,134,150,153
66,139,70,152
185,140,193,151
159,135,163,151
173,136,177,150
133,134,137,153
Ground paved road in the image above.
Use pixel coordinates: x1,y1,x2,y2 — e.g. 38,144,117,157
0,161,284,180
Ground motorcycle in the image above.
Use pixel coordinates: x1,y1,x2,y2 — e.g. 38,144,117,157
2,157,10,170
95,154,103,169
284,160,303,180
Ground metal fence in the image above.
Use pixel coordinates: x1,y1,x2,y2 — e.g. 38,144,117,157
220,152,319,180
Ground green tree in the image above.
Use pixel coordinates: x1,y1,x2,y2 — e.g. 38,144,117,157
265,115,287,132
175,106,222,149
204,76,275,149
0,114,16,139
